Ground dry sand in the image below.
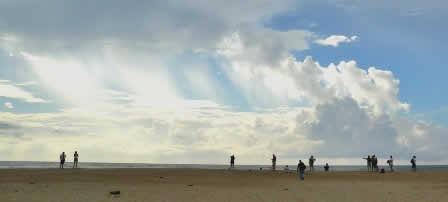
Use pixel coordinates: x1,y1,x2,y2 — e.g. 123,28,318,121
1,168,447,202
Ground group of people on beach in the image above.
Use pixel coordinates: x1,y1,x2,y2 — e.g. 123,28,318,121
229,153,419,180
364,155,417,172
59,151,79,169
364,155,379,172
230,154,330,181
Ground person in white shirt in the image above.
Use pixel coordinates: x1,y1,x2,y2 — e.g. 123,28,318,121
387,155,394,172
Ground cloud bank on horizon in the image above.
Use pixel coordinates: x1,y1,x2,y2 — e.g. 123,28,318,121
0,0,446,165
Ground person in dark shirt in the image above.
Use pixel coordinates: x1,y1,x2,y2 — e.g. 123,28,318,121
363,155,372,172
73,151,79,168
272,154,277,171
324,163,330,172
230,154,235,168
309,155,316,172
297,160,306,180
372,155,378,172
411,156,417,171
59,152,66,169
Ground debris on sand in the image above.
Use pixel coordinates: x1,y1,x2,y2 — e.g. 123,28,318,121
110,190,121,195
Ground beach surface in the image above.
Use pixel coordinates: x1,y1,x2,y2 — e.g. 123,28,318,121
1,168,447,202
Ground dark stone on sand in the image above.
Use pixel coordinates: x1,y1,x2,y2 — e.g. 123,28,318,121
29,182,35,184
283,188,289,191
110,191,121,195
160,176,164,179
187,184,194,187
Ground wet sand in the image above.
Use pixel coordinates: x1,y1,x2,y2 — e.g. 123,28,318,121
1,168,447,202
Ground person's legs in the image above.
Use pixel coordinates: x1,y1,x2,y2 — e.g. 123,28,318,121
300,172,304,180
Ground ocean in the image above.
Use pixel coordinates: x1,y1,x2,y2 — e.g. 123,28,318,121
1,161,448,171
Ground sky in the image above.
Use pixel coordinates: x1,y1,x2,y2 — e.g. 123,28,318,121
0,0,447,165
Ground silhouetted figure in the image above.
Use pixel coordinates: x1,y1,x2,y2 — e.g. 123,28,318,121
372,155,378,172
411,156,417,171
272,154,277,170
284,165,289,171
387,155,394,172
324,163,330,172
73,151,79,168
363,155,372,172
297,160,306,180
59,152,66,169
230,154,235,168
309,155,316,172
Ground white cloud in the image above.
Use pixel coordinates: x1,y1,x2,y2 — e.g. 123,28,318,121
4,102,13,109
0,0,445,165
0,80,47,103
315,35,359,47
216,34,407,114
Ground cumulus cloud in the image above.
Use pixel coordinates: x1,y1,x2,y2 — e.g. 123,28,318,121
216,33,408,114
315,35,359,47
0,0,445,165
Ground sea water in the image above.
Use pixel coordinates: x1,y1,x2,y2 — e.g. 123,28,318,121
1,161,447,171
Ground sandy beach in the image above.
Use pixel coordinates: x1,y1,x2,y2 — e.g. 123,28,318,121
1,168,447,202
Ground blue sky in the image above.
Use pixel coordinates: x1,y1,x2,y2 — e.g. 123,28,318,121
0,0,447,164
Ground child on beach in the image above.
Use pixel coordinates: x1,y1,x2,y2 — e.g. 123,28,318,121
324,163,330,172
230,155,235,168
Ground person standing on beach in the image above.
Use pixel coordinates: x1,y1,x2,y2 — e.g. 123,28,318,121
370,155,377,172
230,154,235,168
309,155,316,172
324,163,330,172
73,151,79,168
272,154,277,170
363,155,372,171
411,156,417,171
387,155,394,172
59,152,66,169
297,160,306,180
